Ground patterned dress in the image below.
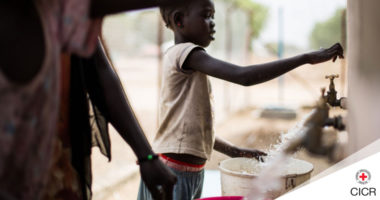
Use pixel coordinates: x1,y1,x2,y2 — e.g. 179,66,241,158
0,0,102,199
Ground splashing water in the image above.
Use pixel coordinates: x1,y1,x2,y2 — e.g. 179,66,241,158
246,112,314,200
272,110,314,153
245,152,288,200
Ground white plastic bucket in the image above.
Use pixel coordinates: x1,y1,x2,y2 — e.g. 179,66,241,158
219,157,313,198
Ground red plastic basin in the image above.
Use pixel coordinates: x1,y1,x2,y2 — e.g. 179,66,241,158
196,196,244,200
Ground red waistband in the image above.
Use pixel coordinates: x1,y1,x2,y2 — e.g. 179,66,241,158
159,154,205,168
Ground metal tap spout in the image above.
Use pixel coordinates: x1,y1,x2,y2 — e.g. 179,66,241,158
284,95,330,155
284,89,345,162
324,74,348,109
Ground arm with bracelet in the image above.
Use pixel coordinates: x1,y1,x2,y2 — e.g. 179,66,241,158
92,39,176,200
137,154,159,164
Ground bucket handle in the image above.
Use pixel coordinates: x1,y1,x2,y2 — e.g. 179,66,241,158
285,177,296,190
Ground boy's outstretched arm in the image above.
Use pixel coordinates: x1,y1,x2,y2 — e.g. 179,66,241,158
92,40,176,199
183,43,344,86
90,0,175,18
214,136,267,161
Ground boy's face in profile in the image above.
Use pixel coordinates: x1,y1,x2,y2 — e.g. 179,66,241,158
181,0,215,47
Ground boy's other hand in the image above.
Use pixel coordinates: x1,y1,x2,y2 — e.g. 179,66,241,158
233,147,267,162
306,43,344,64
140,159,177,200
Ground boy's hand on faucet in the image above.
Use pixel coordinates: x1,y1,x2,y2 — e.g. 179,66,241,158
232,147,267,162
306,43,344,64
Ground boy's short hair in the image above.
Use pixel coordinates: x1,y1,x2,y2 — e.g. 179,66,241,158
159,0,194,29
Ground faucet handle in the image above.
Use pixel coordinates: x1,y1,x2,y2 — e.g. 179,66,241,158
325,74,339,91
325,74,339,81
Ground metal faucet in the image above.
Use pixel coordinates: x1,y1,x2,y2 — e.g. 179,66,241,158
324,115,345,131
284,88,345,162
323,74,347,109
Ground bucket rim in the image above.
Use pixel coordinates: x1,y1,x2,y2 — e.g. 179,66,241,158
218,157,314,178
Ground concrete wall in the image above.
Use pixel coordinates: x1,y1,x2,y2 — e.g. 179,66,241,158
347,0,380,154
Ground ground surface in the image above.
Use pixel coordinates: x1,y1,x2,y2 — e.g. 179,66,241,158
90,56,346,200
93,108,339,200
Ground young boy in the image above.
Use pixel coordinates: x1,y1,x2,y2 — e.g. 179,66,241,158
138,0,344,199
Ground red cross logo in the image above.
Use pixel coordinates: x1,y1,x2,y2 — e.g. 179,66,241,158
356,169,371,184
359,173,368,181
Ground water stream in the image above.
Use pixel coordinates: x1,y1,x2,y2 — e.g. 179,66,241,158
245,112,313,200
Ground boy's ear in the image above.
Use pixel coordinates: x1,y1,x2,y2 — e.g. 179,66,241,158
173,11,184,28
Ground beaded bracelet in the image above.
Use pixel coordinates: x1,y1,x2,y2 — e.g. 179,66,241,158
137,154,159,165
